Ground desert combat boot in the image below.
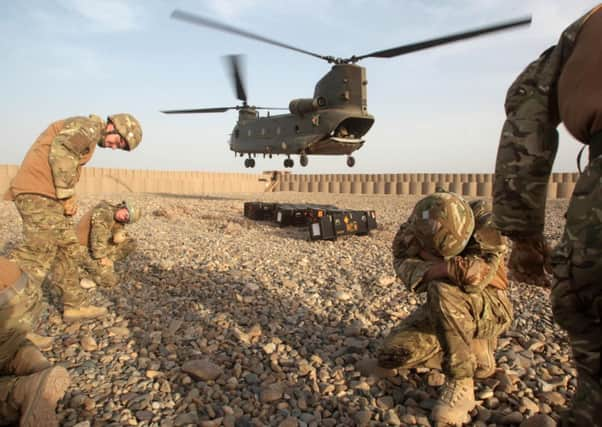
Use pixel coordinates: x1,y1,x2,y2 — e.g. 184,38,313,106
472,337,497,379
8,344,52,375
0,366,70,427
431,377,476,426
63,305,108,323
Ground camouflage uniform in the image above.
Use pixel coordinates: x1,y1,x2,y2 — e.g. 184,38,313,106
378,199,513,380
5,115,106,309
4,114,142,312
493,6,602,425
77,201,137,288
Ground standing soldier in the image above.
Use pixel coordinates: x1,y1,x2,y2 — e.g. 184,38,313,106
76,200,141,288
3,114,143,322
493,5,601,426
367,192,512,426
0,256,70,426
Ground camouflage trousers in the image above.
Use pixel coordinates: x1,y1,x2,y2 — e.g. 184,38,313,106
550,157,602,427
0,274,41,423
10,194,88,309
378,283,513,379
79,239,136,288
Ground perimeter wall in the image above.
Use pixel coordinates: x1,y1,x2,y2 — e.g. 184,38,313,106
0,165,578,199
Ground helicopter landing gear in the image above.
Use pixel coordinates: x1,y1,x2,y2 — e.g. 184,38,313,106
244,158,255,168
300,153,308,167
284,157,294,168
346,156,355,167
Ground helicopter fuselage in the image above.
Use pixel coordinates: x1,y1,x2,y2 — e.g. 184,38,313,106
230,64,374,165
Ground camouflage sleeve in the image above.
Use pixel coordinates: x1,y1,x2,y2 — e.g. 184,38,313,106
48,117,102,199
446,252,503,294
89,203,116,259
492,14,587,237
392,223,436,292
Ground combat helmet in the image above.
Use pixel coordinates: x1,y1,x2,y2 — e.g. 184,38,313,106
107,113,143,151
409,190,475,259
119,200,142,224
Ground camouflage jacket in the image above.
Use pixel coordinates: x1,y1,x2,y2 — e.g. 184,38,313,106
87,201,125,259
393,202,508,294
493,6,600,236
5,115,104,201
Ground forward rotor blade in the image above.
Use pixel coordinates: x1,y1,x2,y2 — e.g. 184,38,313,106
353,16,531,61
161,107,233,114
226,55,247,103
171,9,330,61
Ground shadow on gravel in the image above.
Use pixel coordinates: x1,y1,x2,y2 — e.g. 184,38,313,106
93,252,429,426
148,193,247,202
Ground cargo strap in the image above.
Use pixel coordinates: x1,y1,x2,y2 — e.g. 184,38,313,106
0,273,28,306
577,130,602,173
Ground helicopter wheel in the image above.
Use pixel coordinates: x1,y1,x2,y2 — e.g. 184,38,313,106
300,154,308,167
284,158,294,168
248,158,255,168
346,156,355,167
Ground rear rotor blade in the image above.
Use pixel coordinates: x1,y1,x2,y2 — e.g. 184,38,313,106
353,16,531,61
161,107,234,114
226,55,247,103
171,9,331,62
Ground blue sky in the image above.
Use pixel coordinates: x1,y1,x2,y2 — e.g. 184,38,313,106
0,0,597,173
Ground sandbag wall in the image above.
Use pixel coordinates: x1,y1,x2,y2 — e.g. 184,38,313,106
0,165,267,195
276,172,579,199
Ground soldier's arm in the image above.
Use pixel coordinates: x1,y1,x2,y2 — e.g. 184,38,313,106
445,251,503,293
89,204,116,259
48,117,101,199
392,223,436,292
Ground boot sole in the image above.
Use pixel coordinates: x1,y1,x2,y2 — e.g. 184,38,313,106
63,309,108,323
20,366,70,427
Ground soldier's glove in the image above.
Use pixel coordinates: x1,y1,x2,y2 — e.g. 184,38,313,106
99,257,114,268
62,196,78,216
508,233,552,287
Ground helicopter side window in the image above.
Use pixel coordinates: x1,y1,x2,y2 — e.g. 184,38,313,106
276,127,281,135
247,129,252,137
234,128,240,139
294,125,300,134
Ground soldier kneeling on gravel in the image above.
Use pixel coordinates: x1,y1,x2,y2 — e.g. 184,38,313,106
365,191,513,426
0,256,70,426
76,200,141,289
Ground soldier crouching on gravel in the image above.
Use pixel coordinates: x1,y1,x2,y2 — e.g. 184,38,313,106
4,113,142,323
75,200,141,288
374,192,513,426
0,256,70,426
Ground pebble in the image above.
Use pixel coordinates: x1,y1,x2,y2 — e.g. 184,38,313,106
520,414,557,427
0,194,574,426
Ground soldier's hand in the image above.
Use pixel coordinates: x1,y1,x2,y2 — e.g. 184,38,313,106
63,196,78,216
508,233,552,287
99,257,114,267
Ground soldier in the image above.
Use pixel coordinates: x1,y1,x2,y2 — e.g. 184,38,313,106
0,256,70,426
76,200,141,288
3,114,143,323
492,5,601,425
368,192,512,426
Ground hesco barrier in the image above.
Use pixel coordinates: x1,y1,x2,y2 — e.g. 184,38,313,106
0,165,269,195
0,165,578,198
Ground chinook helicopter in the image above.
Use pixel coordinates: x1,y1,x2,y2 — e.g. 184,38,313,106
162,10,531,169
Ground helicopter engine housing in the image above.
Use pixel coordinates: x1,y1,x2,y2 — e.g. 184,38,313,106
289,97,326,116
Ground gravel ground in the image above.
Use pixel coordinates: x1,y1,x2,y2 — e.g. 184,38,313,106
0,192,572,427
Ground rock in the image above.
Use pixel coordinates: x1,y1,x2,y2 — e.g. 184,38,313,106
73,422,91,427
200,419,223,427
335,290,352,301
376,396,395,410
520,414,557,427
80,278,97,289
384,409,401,426
278,417,298,427
175,412,199,426
136,411,154,421
108,327,130,338
378,275,396,286
261,383,284,403
146,370,163,379
539,391,566,406
519,397,539,414
354,410,372,426
427,371,445,387
80,335,98,352
500,411,523,424
356,358,396,378
181,359,223,381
